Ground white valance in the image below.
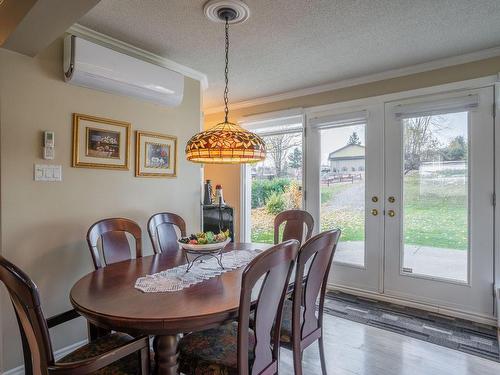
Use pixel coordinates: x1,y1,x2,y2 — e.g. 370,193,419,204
393,95,479,120
308,110,368,129
239,108,304,135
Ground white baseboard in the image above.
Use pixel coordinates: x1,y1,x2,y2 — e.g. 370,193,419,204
2,339,88,375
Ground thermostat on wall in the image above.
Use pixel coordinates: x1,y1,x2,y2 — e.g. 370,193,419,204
44,131,54,147
43,131,55,160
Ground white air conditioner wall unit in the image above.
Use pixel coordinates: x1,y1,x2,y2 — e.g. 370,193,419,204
63,35,184,107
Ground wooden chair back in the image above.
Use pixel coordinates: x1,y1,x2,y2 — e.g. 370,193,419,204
274,210,314,245
87,218,142,269
0,256,54,374
238,239,300,375
147,212,186,254
293,229,341,343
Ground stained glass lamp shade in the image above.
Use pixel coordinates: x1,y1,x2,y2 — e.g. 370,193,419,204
185,121,266,164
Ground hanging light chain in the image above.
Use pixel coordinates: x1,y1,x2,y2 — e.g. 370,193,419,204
223,17,230,123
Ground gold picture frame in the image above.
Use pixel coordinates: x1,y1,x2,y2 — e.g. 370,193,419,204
72,113,131,170
135,131,177,178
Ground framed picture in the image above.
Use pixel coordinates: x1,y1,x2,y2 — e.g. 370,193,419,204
135,131,177,177
72,113,130,170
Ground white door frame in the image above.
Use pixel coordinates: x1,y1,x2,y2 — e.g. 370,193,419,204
496,81,500,316
307,75,500,324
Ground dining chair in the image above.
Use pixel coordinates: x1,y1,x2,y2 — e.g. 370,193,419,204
147,212,186,254
177,239,300,375
0,255,150,375
86,218,142,270
279,229,341,375
274,209,314,245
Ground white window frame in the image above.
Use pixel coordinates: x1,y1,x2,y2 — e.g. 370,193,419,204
239,109,305,243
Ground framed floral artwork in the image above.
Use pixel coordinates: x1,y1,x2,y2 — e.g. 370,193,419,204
72,113,130,170
135,131,177,177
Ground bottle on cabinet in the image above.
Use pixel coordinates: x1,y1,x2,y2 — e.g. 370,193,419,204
215,184,225,206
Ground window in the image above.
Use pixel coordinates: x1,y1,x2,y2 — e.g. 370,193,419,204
317,117,367,267
401,111,469,281
241,113,304,243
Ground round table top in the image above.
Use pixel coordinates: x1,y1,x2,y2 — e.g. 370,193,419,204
70,242,270,335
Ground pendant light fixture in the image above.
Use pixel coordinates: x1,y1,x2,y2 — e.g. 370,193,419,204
186,1,266,164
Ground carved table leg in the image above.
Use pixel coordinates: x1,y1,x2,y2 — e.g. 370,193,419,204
154,335,179,375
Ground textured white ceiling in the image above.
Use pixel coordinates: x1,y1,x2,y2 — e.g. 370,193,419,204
79,0,500,109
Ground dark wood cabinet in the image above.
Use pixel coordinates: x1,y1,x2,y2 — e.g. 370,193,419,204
202,205,234,242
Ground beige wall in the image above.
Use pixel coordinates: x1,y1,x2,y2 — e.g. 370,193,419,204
0,39,202,371
204,55,500,241
203,163,241,240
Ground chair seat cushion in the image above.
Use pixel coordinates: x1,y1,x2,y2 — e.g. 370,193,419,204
58,332,142,375
178,322,255,375
248,299,296,345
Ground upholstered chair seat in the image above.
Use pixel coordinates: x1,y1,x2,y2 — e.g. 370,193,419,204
249,299,303,347
178,322,255,375
58,332,146,375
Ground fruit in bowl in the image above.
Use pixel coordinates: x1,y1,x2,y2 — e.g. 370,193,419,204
179,230,231,252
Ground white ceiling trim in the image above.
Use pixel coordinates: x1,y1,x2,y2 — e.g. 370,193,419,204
204,46,500,115
67,23,209,89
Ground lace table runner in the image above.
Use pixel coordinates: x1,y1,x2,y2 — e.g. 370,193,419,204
135,249,262,293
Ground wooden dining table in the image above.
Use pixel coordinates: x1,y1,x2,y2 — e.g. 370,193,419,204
70,242,271,375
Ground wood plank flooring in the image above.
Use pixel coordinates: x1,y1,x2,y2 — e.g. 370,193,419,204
279,314,500,375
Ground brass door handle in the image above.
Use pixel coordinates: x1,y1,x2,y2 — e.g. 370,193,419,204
371,209,378,216
371,196,378,203
388,196,396,203
388,210,396,217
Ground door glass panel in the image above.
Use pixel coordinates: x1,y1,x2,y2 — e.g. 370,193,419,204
402,112,468,282
320,123,366,267
250,131,303,243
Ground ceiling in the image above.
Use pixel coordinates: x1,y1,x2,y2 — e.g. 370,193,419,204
79,0,500,110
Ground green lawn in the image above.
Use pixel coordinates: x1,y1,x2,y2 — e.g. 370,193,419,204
251,229,274,243
320,183,353,203
403,175,467,250
251,175,468,250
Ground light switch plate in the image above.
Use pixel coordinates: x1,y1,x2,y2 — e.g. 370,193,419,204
34,164,62,182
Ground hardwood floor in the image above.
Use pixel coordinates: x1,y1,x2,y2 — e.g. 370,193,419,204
279,314,500,375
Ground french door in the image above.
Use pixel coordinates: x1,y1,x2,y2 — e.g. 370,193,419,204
384,88,494,317
306,86,495,319
307,107,384,293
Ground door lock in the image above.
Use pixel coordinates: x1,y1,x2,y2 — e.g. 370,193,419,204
388,210,396,217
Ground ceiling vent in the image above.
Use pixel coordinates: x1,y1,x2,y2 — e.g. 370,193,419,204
63,35,184,107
